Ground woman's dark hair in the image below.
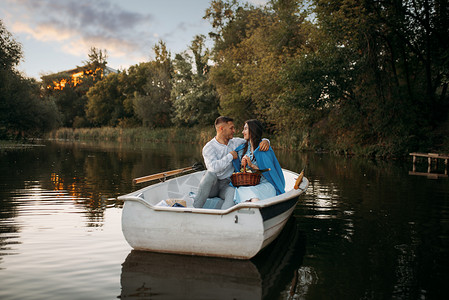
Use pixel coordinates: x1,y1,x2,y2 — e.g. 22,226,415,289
243,119,264,154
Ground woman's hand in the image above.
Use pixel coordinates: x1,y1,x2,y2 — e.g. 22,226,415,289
241,155,258,170
241,155,250,167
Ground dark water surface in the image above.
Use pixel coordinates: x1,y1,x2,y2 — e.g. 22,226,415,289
0,140,448,299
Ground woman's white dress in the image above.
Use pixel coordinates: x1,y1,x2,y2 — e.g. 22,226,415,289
233,148,276,204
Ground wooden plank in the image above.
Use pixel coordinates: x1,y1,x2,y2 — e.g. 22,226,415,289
409,152,449,159
409,152,428,157
409,171,448,179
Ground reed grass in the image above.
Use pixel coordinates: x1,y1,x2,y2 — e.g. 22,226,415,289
46,126,316,153
47,126,216,145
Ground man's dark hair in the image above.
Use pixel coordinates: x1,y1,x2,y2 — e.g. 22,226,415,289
215,116,233,126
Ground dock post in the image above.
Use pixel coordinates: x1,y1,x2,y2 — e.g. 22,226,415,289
445,159,448,175
412,154,417,172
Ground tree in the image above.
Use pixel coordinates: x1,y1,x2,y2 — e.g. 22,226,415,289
171,35,219,126
304,0,449,154
86,73,124,126
203,0,239,42
81,47,108,83
126,41,173,128
2,74,61,136
205,0,316,128
40,72,86,127
205,1,262,124
40,47,113,128
130,61,172,128
0,19,22,71
1,20,60,137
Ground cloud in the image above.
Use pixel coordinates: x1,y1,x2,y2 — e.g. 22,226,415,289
12,21,75,42
5,0,155,58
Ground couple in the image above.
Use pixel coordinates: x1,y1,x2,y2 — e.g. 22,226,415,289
193,116,285,209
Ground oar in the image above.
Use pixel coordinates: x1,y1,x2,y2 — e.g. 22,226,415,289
133,162,204,184
294,168,305,190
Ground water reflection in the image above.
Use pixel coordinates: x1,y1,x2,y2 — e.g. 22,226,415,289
1,140,448,299
1,140,202,223
0,140,145,265
120,218,306,300
280,152,449,299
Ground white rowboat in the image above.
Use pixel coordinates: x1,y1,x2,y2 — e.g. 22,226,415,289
120,217,306,299
118,169,308,259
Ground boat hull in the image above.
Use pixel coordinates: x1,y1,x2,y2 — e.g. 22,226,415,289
119,169,308,259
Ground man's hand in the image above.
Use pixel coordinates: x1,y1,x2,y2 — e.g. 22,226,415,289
259,140,270,151
230,150,238,160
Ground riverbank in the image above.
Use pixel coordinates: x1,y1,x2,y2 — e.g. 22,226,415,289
46,126,311,152
0,140,47,153
47,127,215,146
44,126,449,157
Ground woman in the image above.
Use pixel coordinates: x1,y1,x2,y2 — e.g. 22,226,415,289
232,119,285,204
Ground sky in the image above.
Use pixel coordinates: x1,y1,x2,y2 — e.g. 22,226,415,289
1,0,267,80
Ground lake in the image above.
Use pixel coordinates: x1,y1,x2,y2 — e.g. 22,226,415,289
0,140,448,299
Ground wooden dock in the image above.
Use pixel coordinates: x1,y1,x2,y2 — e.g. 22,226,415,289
409,152,448,178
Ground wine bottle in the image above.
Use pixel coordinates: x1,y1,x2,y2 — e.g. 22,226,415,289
255,168,270,174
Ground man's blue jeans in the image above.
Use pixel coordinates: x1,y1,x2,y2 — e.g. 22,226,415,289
193,171,235,209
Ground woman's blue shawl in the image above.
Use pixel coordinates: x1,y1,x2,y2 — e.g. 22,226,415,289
232,144,285,195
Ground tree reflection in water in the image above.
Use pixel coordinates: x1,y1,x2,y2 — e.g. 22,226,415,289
1,140,448,299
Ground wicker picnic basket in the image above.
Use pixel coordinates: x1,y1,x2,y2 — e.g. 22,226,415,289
231,167,261,187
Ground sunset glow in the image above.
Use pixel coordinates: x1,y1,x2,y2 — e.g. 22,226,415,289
1,0,252,78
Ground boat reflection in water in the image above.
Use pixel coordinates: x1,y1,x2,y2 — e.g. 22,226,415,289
120,217,306,299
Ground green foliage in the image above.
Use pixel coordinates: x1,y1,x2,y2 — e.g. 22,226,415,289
206,0,316,127
1,73,61,137
129,62,172,127
282,44,357,110
40,48,111,128
137,41,172,128
305,0,449,155
3,0,449,156
84,41,174,129
133,91,170,128
171,36,219,126
206,2,267,124
0,19,22,70
86,73,125,126
81,47,108,83
203,0,240,42
202,0,449,156
43,80,87,127
0,20,61,137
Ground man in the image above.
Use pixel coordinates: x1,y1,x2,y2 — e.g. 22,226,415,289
193,116,269,209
